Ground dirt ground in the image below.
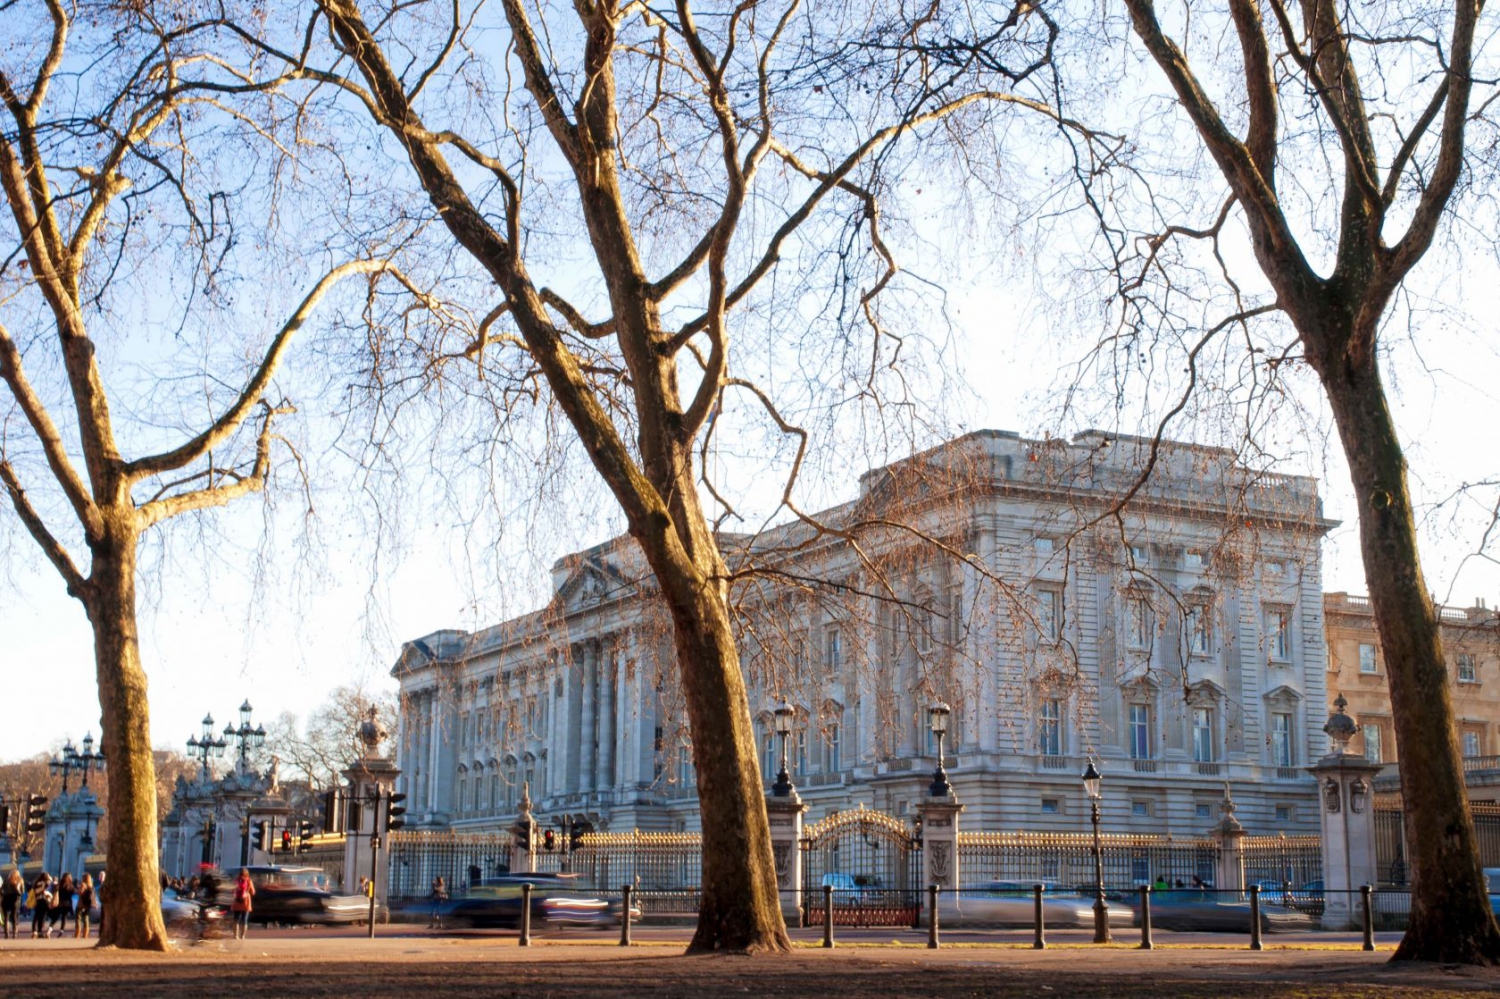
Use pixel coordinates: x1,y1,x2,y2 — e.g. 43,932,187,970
3,939,1500,998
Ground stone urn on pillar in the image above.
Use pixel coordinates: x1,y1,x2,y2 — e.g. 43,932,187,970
512,782,538,875
342,708,401,899
1308,694,1382,930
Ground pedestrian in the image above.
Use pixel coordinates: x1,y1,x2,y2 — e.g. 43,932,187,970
429,875,447,929
51,872,75,936
1,869,22,939
29,874,52,939
74,874,96,939
230,869,255,940
1152,874,1168,891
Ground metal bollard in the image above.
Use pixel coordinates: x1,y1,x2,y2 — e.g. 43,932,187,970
1033,883,1046,950
619,885,632,946
1249,884,1263,951
519,882,532,947
822,884,834,949
1139,885,1153,950
928,884,939,949
1361,885,1375,951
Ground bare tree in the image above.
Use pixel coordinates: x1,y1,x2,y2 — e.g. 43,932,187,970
1096,0,1500,962
0,4,417,949
225,0,1062,952
265,685,398,789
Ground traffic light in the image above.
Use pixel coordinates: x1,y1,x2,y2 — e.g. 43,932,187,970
385,792,407,832
568,819,592,853
543,829,556,852
0,802,9,835
26,794,48,832
281,829,293,853
254,819,271,852
515,821,530,851
299,819,314,849
322,789,342,833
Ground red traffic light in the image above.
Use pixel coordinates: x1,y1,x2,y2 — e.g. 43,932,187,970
543,829,556,851
281,829,292,851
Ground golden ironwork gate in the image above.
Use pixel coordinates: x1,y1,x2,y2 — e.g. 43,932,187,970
800,805,921,927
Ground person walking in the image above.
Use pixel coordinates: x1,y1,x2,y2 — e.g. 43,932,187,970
74,874,96,939
29,874,52,939
428,876,447,930
1,870,22,939
51,872,75,937
230,869,255,940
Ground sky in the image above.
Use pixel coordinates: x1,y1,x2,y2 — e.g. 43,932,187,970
2,5,1499,765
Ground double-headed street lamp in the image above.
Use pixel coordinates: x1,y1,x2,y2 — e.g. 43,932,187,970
1082,760,1110,944
47,733,106,856
771,701,796,797
927,703,952,796
223,700,266,771
187,713,228,780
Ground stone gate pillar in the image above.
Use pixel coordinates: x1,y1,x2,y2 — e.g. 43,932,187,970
766,789,807,927
511,783,537,874
917,792,963,892
1212,788,1246,892
342,709,401,899
1310,695,1382,930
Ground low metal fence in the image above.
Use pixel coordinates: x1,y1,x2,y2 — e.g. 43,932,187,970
957,831,1219,889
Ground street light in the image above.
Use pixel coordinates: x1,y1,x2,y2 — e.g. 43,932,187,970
927,703,953,797
1081,760,1110,943
771,701,795,797
73,732,105,790
187,713,228,781
223,699,267,771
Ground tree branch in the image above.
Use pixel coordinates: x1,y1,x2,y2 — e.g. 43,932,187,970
0,459,86,596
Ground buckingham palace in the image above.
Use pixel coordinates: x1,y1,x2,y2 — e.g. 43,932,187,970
392,430,1332,838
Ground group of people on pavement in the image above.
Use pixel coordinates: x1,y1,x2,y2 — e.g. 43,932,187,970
0,869,101,939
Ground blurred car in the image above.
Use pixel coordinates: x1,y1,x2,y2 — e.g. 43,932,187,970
441,873,639,929
1485,868,1500,917
205,866,375,926
1141,889,1315,932
946,881,1133,928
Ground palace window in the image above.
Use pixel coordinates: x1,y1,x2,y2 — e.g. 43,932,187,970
1192,707,1216,763
1457,654,1477,684
1037,588,1060,642
1039,698,1063,757
1266,606,1291,662
1186,602,1212,655
1129,702,1152,760
1363,724,1383,763
1359,643,1378,674
1126,594,1153,650
1271,711,1294,767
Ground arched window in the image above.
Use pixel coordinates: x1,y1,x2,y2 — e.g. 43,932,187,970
504,755,519,810
456,765,469,816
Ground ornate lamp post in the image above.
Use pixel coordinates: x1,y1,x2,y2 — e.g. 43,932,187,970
771,702,796,797
48,739,81,794
1082,760,1110,943
223,699,266,772
72,733,105,848
927,703,953,796
187,713,228,781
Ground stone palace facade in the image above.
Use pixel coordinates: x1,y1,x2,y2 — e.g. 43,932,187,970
393,430,1333,838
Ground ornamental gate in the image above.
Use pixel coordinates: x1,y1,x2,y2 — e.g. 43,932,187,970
800,805,922,927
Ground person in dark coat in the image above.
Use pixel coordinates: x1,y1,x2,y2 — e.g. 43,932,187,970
29,874,52,938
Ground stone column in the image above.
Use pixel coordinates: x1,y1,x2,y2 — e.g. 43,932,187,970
597,641,616,793
1310,695,1382,930
1212,789,1247,893
917,792,963,892
766,789,808,927
580,640,598,792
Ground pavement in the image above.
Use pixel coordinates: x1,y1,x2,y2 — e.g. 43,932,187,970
3,925,1498,997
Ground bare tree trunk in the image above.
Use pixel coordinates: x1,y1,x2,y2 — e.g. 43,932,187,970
84,522,168,951
643,463,789,954
1322,354,1500,963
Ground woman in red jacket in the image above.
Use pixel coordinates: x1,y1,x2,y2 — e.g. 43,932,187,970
230,870,256,940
